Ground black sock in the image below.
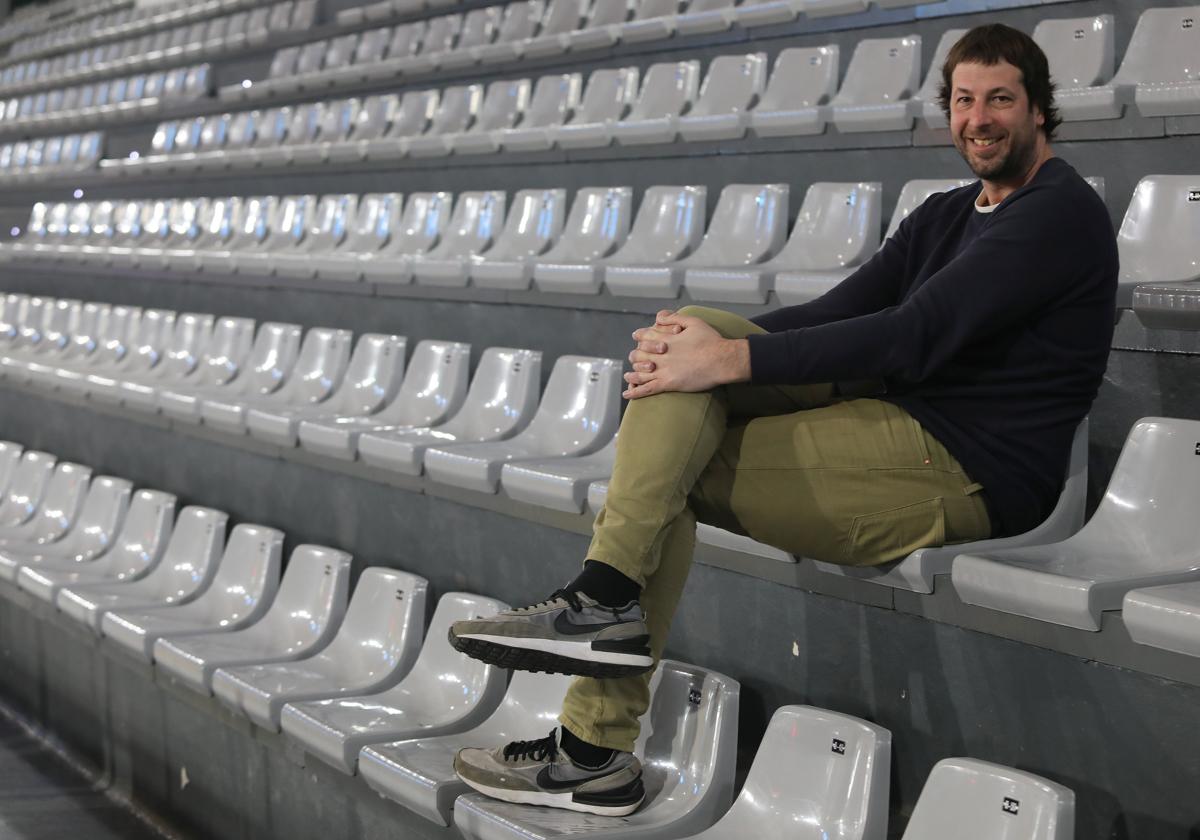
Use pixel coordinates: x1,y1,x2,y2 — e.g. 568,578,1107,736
561,726,617,769
566,560,641,608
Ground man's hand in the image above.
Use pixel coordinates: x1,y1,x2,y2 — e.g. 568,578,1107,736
624,310,751,399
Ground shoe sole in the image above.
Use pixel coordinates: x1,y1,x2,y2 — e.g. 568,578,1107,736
449,630,654,679
459,774,645,817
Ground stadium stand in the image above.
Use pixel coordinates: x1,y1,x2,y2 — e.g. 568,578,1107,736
1,0,1199,837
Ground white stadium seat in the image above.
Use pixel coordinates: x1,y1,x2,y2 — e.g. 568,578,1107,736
831,36,921,133
531,186,634,293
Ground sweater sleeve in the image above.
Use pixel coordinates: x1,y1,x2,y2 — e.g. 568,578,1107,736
747,186,1099,386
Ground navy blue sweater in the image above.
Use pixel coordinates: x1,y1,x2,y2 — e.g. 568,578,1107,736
748,159,1117,536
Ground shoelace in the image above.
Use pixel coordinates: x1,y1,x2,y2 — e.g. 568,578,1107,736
503,730,558,763
515,588,583,614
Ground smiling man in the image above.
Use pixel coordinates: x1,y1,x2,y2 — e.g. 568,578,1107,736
448,24,1118,816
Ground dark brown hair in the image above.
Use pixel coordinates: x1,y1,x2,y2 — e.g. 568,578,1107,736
938,23,1061,140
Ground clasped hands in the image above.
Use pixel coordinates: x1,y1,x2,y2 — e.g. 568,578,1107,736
623,310,751,400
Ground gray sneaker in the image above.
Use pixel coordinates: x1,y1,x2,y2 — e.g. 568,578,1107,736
455,729,645,816
448,589,654,678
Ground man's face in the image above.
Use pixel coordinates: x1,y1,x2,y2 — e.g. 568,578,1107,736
949,60,1045,184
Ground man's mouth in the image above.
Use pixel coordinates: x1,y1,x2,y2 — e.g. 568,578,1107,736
969,137,1000,147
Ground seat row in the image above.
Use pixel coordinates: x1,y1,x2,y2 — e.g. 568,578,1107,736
0,63,212,132
4,0,262,64
6,174,1198,311
0,131,102,183
237,4,1198,126
0,0,318,97
0,439,1078,838
2,293,1199,636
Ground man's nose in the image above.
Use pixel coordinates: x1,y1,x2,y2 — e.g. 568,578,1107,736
966,101,993,128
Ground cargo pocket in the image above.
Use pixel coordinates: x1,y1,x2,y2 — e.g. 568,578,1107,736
843,497,946,567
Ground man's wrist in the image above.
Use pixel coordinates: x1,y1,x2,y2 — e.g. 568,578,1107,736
724,338,752,384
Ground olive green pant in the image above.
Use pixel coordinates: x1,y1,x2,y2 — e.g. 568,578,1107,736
558,307,991,751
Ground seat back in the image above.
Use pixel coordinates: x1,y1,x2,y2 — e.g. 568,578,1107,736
538,0,588,37
58,476,132,557
377,340,471,426
514,355,622,453
201,196,241,247
388,21,425,59
319,567,429,680
196,316,256,388
418,14,461,55
426,85,484,136
158,313,215,379
438,347,542,439
167,199,207,245
387,89,440,138
253,545,352,650
19,462,92,544
757,46,838,111
494,0,543,44
473,78,532,132
319,98,360,144
691,183,788,265
885,179,975,240
306,194,357,252
93,489,177,580
343,193,401,252
352,95,396,141
134,505,227,601
486,188,566,260
401,591,510,705
150,121,178,155
272,327,353,405
325,33,359,67
323,333,408,414
831,36,921,107
425,191,506,258
354,28,391,64
1033,15,1114,90
294,40,327,75
112,201,144,245
270,195,317,252
0,443,23,498
123,308,176,373
0,451,56,529
254,107,290,148
198,113,230,151
196,523,284,619
912,29,965,114
237,322,303,396
1117,175,1200,301
86,201,116,243
773,181,882,270
902,758,1074,839
608,184,706,265
286,104,325,146
628,60,701,121
230,196,278,249
522,73,582,128
388,191,451,254
1112,6,1200,87
226,111,258,148
542,186,632,261
586,0,633,27
716,705,889,839
456,6,503,50
173,117,205,154
569,66,640,124
693,52,767,117
66,202,91,240
631,0,676,22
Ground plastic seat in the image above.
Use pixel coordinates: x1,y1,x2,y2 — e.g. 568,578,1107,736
213,568,428,731
361,192,453,284
1029,16,1116,123
17,489,174,607
814,418,1089,594
0,476,131,582
1122,580,1200,658
500,435,616,513
746,46,838,140
386,14,461,76
775,178,970,305
413,191,507,287
473,0,544,64
552,67,640,149
676,52,768,142
75,309,176,398
1133,280,1200,331
454,660,739,840
606,184,786,299
152,545,352,694
121,315,248,411
247,333,406,447
613,60,701,146
530,187,633,293
358,91,440,162
258,106,325,167
38,305,138,391
358,347,541,475
803,0,868,16
612,0,677,44
0,461,92,549
469,189,567,290
359,670,574,825
520,0,587,59
100,524,284,661
446,78,533,155
436,7,503,71
403,85,485,158
901,758,1073,840
107,313,214,407
1114,175,1200,309
495,73,582,152
424,355,622,493
326,96,394,163
683,705,890,840
908,29,967,129
299,339,468,460
830,36,921,133
56,506,227,632
953,417,1198,631
273,194,358,278
289,100,361,166
202,327,351,435
686,181,877,304
195,196,277,274
0,443,21,496
159,321,293,424
733,0,802,28
279,591,509,774
307,193,400,281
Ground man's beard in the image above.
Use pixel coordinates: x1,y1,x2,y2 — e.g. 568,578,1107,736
957,129,1039,183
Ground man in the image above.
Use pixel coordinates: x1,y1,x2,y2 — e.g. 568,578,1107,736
448,23,1117,816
